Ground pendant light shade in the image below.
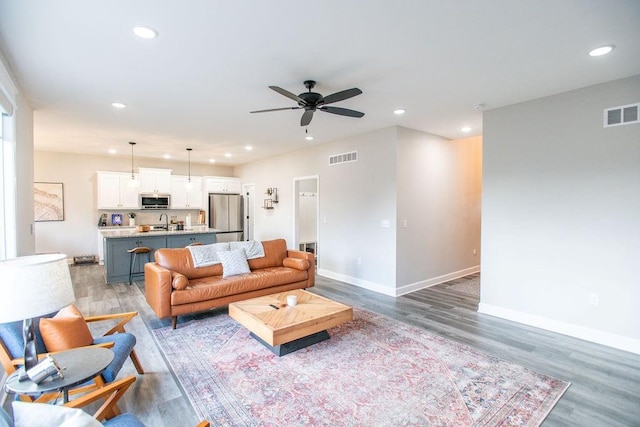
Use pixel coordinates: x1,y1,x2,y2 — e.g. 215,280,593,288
185,148,193,192
128,142,139,189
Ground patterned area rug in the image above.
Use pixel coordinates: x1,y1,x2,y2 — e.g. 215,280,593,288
153,308,569,426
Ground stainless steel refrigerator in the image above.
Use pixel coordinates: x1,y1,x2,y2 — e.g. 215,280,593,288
209,193,244,242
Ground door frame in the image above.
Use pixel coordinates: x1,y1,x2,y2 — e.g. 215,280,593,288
292,175,319,259
242,183,255,241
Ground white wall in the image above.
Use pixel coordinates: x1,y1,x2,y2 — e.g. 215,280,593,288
236,126,483,297
396,129,482,294
480,75,640,354
34,151,233,258
235,127,399,294
0,47,35,256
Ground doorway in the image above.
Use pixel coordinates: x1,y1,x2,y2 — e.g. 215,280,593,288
242,183,255,241
293,176,318,264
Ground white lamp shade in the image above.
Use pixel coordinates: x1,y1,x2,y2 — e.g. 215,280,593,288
0,254,76,323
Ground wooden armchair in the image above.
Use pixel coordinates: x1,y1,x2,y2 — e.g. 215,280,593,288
0,309,144,403
2,375,211,427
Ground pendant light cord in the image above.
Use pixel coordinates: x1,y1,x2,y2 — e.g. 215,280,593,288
129,141,136,179
186,148,192,182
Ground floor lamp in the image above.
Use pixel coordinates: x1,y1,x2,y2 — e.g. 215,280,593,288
0,254,76,380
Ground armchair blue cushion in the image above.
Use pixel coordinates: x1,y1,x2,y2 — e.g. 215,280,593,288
0,314,137,384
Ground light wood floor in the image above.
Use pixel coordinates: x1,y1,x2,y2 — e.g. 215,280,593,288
4,267,640,426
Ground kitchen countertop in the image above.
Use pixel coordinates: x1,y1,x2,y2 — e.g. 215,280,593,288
100,227,221,238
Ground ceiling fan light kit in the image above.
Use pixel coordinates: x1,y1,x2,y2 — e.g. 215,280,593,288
251,80,365,126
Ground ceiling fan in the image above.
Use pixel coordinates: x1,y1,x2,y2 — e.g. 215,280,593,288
250,80,364,126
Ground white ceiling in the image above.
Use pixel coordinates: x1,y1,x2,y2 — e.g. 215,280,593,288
1,1,639,166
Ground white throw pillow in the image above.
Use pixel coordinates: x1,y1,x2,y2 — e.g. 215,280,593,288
12,401,102,427
219,248,251,278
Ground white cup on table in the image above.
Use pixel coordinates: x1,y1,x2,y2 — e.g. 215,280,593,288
287,295,298,307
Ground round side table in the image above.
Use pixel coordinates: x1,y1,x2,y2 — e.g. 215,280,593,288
5,346,114,403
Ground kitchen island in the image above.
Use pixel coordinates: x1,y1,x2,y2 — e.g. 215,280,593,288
99,227,220,284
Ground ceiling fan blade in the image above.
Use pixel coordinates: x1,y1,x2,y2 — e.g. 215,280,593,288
300,110,314,126
321,88,362,105
250,107,301,113
320,106,365,118
269,86,305,104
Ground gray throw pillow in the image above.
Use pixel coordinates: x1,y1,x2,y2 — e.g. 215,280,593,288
219,248,251,278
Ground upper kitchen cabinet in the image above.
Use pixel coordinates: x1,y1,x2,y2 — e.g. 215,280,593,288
139,168,172,194
97,171,139,209
171,175,203,209
205,176,242,194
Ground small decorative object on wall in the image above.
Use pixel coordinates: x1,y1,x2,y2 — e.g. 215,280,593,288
34,182,64,222
265,187,278,204
263,199,273,209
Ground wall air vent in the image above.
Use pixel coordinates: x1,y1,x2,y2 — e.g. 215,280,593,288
329,151,358,165
604,103,639,127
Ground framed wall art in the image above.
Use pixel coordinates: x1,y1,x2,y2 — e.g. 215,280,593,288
34,182,65,222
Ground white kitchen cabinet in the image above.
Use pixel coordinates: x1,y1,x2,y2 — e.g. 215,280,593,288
171,175,203,208
97,171,139,209
205,176,242,194
139,168,172,194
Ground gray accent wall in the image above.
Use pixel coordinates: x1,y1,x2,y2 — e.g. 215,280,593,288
480,75,640,353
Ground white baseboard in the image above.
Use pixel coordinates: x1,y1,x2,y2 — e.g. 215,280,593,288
317,269,396,296
317,265,480,298
478,303,640,355
395,265,480,296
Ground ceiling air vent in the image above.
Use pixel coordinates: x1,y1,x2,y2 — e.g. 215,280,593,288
329,151,358,166
604,103,639,127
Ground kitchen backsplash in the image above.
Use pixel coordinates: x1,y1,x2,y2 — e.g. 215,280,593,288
98,209,204,227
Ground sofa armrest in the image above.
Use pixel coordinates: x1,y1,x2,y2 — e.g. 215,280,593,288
287,249,315,287
144,262,173,319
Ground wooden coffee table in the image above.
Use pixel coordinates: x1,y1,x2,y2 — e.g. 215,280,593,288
229,289,353,356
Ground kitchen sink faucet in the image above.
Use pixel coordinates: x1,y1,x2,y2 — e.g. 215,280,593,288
159,213,168,230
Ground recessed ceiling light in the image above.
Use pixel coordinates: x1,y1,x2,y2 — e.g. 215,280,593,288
108,148,117,154
224,153,232,158
111,102,126,109
245,145,253,151
133,26,158,39
589,45,614,57
305,135,314,141
461,126,471,133
209,158,216,163
393,109,406,115
163,154,171,159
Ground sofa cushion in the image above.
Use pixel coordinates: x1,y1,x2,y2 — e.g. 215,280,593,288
283,257,311,271
155,247,223,279
39,305,94,352
171,272,190,290
171,267,309,306
219,249,251,278
247,239,288,270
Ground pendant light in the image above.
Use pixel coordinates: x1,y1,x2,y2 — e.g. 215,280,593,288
127,142,139,189
185,148,193,192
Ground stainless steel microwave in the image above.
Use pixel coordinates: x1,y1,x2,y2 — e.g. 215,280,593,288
140,193,170,209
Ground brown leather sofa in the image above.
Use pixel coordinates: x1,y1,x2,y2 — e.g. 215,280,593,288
144,239,315,328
